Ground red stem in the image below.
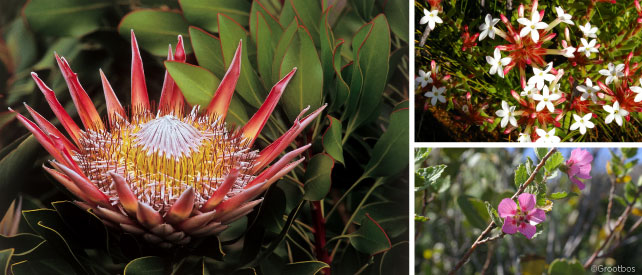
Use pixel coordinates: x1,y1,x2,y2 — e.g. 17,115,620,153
312,201,331,274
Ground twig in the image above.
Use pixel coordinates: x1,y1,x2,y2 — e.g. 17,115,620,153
448,148,557,275
583,189,641,269
605,179,616,233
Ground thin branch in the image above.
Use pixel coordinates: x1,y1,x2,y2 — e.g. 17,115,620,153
605,179,616,232
448,148,558,275
480,243,495,275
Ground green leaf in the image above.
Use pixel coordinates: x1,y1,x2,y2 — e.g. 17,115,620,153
256,186,286,233
550,192,569,200
22,209,88,273
180,0,250,33
124,256,168,275
349,214,391,255
331,40,350,111
278,25,324,122
456,195,490,229
322,116,344,165
354,202,408,238
165,61,221,108
5,19,37,72
118,10,192,56
0,136,40,217
249,1,282,43
547,258,585,275
272,19,298,84
0,234,44,256
625,181,638,204
415,165,447,191
254,12,278,88
320,10,336,101
217,14,265,108
288,0,322,46
545,152,565,172
189,26,226,78
384,0,408,42
414,148,432,165
9,240,75,275
51,201,108,252
346,15,391,131
0,248,13,275
621,148,638,159
226,96,249,126
514,163,528,189
363,104,408,177
282,261,329,275
485,201,503,227
535,148,549,160
303,154,334,201
23,0,111,37
351,0,375,21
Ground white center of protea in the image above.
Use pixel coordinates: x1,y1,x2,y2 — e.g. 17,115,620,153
133,115,204,159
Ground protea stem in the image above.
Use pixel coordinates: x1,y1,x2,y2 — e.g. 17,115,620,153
312,201,331,274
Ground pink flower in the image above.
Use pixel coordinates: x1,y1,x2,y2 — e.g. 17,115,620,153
497,193,546,239
566,148,593,190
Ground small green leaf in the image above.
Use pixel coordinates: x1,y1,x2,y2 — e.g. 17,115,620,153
548,258,584,275
218,14,265,107
124,256,168,275
414,215,428,222
550,192,569,200
414,148,432,165
165,61,221,108
278,25,324,122
322,116,344,165
545,152,565,172
415,165,447,191
189,26,226,78
282,261,329,275
456,195,490,229
330,41,350,111
485,201,503,227
535,148,549,160
625,181,638,204
515,163,528,189
349,214,391,255
363,104,408,177
621,148,638,159
303,154,334,201
180,0,250,33
23,0,111,37
118,10,192,56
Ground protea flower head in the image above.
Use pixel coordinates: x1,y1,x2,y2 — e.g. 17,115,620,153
10,30,325,248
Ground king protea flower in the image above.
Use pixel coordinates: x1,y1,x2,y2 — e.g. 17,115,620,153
10,31,324,247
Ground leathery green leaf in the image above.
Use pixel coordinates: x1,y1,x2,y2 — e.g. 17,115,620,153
180,0,250,33
23,0,110,37
255,12,278,88
349,214,391,255
124,256,168,275
217,13,265,108
282,261,329,275
331,40,349,111
279,25,323,122
0,234,44,256
322,116,344,165
303,154,334,201
189,26,226,78
0,248,13,275
363,103,408,177
288,0,322,46
456,195,490,229
320,9,335,101
249,0,282,43
347,14,390,131
385,0,408,42
165,61,221,108
118,10,192,56
272,18,298,85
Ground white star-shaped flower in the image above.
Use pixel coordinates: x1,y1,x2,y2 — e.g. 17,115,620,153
486,48,511,78
603,101,628,126
576,78,600,103
561,45,576,58
517,133,532,143
415,70,433,88
420,9,443,30
517,12,548,42
577,38,599,58
599,63,625,85
479,14,500,41
535,128,560,143
424,86,446,106
527,63,555,90
630,82,642,102
570,113,595,135
520,83,536,98
495,100,517,128
532,86,561,112
579,22,598,38
555,7,574,25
